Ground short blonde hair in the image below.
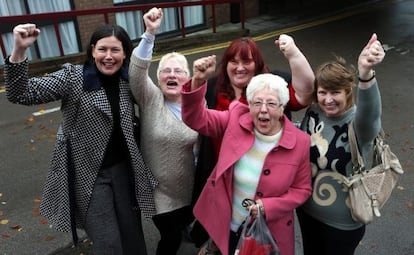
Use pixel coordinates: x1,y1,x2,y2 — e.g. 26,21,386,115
156,52,190,80
246,73,289,106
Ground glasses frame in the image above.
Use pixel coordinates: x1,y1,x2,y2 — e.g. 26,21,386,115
250,100,282,110
159,68,187,76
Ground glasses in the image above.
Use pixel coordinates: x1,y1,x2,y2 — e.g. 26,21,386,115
251,101,282,110
159,68,186,75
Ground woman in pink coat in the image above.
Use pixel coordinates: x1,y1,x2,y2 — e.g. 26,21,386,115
181,55,312,255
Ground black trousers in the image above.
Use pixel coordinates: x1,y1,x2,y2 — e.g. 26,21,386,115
84,161,147,255
297,208,365,255
152,205,194,255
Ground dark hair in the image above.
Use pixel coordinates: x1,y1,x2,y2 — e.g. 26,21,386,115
314,56,357,109
85,24,132,67
216,37,269,100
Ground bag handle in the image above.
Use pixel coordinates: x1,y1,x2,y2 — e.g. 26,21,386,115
348,120,366,174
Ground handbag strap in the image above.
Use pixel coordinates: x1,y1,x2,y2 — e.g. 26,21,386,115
348,120,366,174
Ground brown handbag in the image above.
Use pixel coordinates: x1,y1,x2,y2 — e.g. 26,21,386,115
342,121,404,224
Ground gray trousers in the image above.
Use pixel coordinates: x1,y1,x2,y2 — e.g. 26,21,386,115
84,161,147,255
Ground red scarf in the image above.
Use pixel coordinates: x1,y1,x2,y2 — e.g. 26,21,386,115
215,94,248,111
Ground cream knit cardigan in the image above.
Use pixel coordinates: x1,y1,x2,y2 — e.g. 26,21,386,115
129,55,198,214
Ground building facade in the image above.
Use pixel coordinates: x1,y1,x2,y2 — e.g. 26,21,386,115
0,0,259,65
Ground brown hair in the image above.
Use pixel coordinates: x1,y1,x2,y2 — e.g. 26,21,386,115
314,56,357,109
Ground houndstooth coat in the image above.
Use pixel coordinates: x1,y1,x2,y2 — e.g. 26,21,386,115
4,58,158,232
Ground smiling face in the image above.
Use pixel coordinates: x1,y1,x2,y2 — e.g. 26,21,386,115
227,52,256,92
91,35,126,76
249,87,284,135
218,37,268,101
317,86,348,117
158,57,189,103
314,59,356,117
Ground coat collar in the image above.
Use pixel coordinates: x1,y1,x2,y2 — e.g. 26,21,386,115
213,103,301,181
82,64,128,92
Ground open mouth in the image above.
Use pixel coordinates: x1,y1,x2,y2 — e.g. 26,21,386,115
167,81,178,86
258,117,270,122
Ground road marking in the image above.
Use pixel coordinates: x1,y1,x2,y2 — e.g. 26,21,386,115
164,1,388,57
32,106,60,116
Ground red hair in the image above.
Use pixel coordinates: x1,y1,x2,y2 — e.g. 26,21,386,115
216,37,269,101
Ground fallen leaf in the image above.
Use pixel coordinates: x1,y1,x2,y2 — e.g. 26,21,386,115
0,219,9,225
26,116,35,122
33,207,40,217
407,201,414,211
40,219,48,225
34,198,42,203
397,185,405,190
45,235,55,241
0,210,3,216
2,232,11,238
10,225,22,231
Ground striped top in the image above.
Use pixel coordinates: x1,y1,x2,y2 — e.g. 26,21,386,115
230,128,282,231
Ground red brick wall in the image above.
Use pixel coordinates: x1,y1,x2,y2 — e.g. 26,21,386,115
0,1,260,83
73,0,116,51
73,0,259,49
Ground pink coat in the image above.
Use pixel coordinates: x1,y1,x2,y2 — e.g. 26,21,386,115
182,83,312,255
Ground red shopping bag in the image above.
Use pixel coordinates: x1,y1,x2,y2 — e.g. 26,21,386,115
234,205,279,255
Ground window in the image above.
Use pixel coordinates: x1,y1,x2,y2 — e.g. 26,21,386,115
0,0,79,64
114,0,204,41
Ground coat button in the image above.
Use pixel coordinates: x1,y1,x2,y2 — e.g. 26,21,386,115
263,169,270,175
256,192,263,197
287,220,293,226
211,180,215,186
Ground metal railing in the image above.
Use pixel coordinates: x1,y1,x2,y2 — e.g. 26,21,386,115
0,0,245,58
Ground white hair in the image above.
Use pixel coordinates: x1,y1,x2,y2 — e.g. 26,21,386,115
246,73,289,106
156,52,190,80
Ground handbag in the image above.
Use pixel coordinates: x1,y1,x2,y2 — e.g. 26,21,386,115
342,121,404,224
235,204,279,255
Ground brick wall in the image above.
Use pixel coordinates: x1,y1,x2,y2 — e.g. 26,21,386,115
0,1,260,83
73,0,116,51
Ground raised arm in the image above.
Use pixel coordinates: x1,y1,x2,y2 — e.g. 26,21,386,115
129,8,164,105
10,23,40,63
357,33,385,89
182,54,230,137
354,33,385,147
275,34,314,106
133,7,163,60
190,55,217,91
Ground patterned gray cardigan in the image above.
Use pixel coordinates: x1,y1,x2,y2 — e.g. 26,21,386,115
4,58,157,232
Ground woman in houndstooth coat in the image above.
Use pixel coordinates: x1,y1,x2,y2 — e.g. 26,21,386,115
4,23,157,255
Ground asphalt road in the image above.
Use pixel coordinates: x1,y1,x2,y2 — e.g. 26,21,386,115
1,0,413,254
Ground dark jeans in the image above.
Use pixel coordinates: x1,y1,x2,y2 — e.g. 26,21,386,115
229,230,240,255
84,161,147,255
297,208,365,255
152,205,194,255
